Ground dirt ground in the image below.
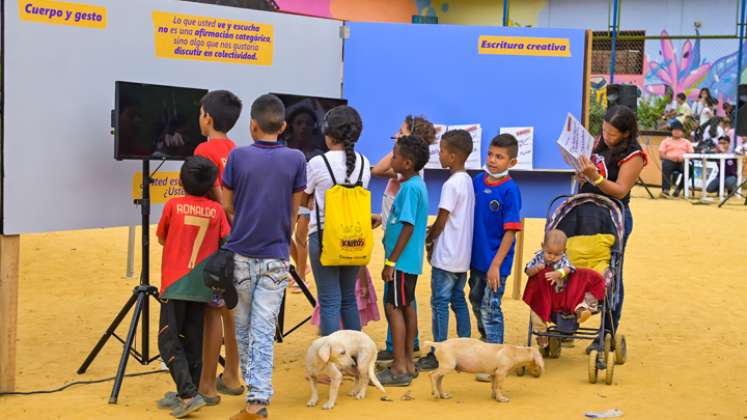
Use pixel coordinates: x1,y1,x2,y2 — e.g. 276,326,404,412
1,188,746,419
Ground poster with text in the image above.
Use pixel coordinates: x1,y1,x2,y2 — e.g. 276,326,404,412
440,124,482,170
500,126,533,170
424,124,447,169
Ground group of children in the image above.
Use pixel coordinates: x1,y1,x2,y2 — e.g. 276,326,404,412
157,91,311,419
375,116,603,386
154,89,598,418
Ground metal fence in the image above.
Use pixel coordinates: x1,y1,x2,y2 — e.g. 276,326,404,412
584,0,746,139
589,31,743,134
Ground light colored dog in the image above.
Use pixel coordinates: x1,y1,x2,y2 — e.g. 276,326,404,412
424,338,544,403
305,330,387,410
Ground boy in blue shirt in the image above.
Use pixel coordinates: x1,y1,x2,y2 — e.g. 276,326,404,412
222,94,307,419
377,135,430,387
470,134,522,349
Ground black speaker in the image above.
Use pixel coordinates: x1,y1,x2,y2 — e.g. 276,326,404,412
607,84,638,113
737,84,747,136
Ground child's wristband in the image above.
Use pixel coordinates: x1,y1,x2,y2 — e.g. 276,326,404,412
592,176,605,186
556,269,567,279
298,206,311,216
384,259,396,268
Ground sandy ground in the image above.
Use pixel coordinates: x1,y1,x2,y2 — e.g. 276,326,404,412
1,188,746,419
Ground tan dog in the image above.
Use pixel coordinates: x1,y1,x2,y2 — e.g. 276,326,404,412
424,338,544,403
305,330,386,410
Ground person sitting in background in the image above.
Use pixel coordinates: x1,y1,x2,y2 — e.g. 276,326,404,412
691,88,713,122
706,136,739,195
720,118,743,152
723,102,736,121
698,115,724,151
666,93,693,127
659,120,694,199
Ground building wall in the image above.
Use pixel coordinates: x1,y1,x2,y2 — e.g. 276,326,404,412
271,0,743,102
535,0,743,103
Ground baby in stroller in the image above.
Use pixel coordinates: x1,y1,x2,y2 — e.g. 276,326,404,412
523,229,604,349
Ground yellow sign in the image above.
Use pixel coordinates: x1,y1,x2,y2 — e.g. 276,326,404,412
18,0,106,29
152,11,273,66
478,36,571,57
132,171,184,205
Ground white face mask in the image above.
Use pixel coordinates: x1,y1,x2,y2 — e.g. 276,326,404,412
484,165,509,178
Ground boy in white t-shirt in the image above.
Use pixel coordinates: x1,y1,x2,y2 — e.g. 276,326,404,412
416,130,475,371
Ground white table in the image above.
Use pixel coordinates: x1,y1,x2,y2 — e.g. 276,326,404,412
683,153,744,200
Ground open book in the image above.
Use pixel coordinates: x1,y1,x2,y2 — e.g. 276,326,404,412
556,113,594,175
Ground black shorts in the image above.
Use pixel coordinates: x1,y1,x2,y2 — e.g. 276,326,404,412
385,271,418,308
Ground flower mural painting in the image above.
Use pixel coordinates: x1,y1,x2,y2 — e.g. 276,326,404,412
645,31,711,99
699,44,747,105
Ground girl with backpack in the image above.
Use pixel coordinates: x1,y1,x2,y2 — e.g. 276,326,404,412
302,106,374,336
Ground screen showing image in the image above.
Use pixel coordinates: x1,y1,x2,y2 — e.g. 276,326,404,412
115,81,208,161
272,93,348,161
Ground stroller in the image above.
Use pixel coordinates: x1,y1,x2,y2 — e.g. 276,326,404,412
519,194,628,385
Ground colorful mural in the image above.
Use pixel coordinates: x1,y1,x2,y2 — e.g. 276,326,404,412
192,0,745,105
642,29,747,105
275,0,417,22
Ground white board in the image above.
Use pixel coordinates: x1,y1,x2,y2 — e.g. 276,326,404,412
2,0,344,234
424,123,482,170
500,126,534,170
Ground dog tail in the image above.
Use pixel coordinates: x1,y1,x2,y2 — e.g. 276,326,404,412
368,362,387,394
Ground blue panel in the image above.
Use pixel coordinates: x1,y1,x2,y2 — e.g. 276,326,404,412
369,170,574,219
343,22,586,171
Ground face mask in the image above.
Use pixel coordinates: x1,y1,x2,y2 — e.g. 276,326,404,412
484,165,509,178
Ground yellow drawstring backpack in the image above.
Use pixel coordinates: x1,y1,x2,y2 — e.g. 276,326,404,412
315,153,373,266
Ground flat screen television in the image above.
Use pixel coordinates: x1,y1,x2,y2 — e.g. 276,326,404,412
272,93,348,161
114,81,208,160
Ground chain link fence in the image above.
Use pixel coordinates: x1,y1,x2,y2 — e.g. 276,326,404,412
589,30,742,137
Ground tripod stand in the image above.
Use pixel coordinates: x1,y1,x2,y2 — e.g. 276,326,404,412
636,177,655,199
77,159,161,404
718,177,747,207
275,265,316,342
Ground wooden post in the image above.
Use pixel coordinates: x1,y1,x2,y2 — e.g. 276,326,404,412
0,235,20,392
511,219,525,300
581,29,593,128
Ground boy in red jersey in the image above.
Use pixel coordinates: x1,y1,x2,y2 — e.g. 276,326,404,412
193,90,246,403
194,90,241,212
156,156,231,418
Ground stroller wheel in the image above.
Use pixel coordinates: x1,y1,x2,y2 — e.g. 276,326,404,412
604,350,615,385
604,333,613,360
515,366,526,377
548,337,562,359
587,350,599,384
614,334,627,365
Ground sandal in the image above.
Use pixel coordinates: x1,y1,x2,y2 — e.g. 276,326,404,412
172,394,207,418
217,373,245,396
376,368,412,387
156,391,180,410
229,407,269,420
199,393,221,406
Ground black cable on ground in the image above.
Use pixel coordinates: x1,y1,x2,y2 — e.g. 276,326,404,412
0,370,166,396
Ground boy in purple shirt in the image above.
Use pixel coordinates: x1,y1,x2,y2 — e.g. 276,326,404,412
705,136,739,195
222,94,306,419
